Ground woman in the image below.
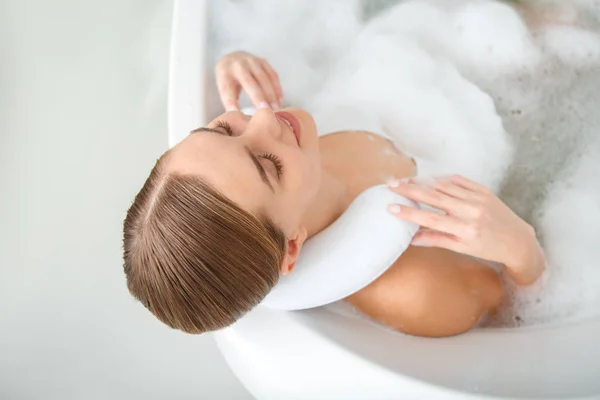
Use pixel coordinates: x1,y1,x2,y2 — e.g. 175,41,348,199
123,51,545,338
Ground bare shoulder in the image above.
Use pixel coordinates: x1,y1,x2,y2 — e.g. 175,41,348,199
346,246,503,337
319,130,416,194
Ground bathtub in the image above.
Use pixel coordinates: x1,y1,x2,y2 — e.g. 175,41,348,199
168,1,600,398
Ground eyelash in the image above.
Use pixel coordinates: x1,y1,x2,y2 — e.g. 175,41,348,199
215,120,234,136
259,152,283,179
215,120,284,179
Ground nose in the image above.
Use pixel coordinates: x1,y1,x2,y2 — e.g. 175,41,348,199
243,108,282,142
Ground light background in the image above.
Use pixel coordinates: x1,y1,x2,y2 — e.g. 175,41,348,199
0,1,252,398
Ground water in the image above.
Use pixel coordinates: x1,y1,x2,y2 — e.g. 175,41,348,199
208,0,600,328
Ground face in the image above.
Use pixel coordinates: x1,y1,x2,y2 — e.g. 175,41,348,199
166,107,321,242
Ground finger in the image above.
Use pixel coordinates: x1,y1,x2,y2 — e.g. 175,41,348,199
388,180,467,214
450,175,489,194
249,59,278,109
387,204,464,236
216,72,241,111
414,176,472,200
233,63,270,109
261,61,283,107
410,230,466,253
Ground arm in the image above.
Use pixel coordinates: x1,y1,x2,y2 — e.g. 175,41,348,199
503,224,546,285
387,175,546,286
347,246,503,337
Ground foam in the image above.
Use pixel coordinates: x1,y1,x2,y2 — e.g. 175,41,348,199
304,3,513,192
208,0,600,327
206,0,362,119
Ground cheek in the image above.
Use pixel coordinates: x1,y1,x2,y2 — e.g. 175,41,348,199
270,197,304,238
286,149,317,189
287,153,321,215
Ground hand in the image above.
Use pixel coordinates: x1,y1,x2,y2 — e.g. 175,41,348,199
387,175,545,285
215,51,283,112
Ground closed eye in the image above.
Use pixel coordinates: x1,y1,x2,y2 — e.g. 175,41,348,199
190,121,283,192
259,152,283,180
214,120,234,136
189,120,234,136
210,121,283,181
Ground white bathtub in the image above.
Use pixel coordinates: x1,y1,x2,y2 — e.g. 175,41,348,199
168,1,600,398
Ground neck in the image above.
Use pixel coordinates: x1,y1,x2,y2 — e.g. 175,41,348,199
300,168,350,239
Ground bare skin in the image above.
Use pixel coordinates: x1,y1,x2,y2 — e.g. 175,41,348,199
318,130,504,337
170,50,545,338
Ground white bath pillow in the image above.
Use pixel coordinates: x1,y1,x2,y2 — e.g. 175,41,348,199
260,185,419,311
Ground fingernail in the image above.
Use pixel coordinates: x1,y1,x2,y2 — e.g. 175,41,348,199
259,102,270,109
226,105,239,112
388,178,409,188
388,204,402,214
271,102,279,110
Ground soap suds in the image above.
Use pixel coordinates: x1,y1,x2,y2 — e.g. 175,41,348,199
208,0,600,327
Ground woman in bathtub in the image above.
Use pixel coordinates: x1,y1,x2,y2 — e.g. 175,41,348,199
122,51,545,338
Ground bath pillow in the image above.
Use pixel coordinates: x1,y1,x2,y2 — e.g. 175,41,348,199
260,184,419,310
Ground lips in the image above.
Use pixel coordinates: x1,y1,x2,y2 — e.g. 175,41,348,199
275,111,302,145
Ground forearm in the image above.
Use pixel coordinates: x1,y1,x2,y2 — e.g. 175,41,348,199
503,224,546,286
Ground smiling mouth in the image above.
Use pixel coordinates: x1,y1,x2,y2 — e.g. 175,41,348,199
282,117,292,129
278,115,293,131
275,111,302,146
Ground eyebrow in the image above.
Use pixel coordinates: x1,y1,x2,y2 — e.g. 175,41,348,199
190,127,221,135
190,127,275,193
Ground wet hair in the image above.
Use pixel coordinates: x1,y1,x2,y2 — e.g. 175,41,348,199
122,154,286,333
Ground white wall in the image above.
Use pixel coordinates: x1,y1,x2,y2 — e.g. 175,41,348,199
0,1,252,398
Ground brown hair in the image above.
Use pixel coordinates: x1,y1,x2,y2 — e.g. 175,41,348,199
123,154,287,333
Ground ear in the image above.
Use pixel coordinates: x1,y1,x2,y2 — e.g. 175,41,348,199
280,227,308,276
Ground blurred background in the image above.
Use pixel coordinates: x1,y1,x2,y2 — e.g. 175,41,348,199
0,1,252,398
